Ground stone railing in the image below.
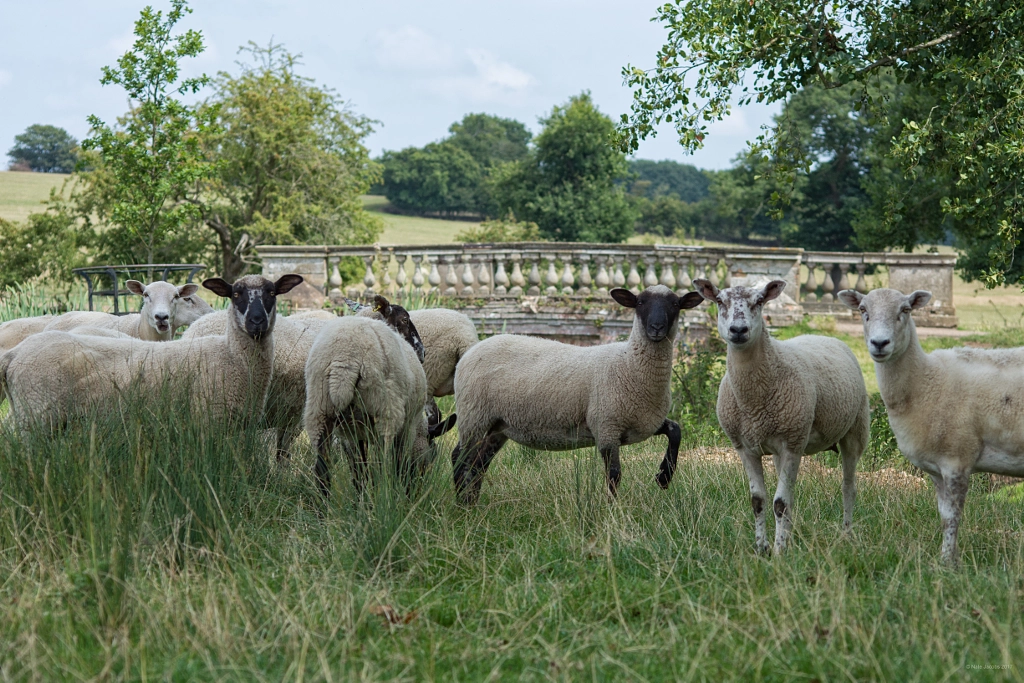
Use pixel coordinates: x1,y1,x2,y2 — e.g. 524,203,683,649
258,243,957,339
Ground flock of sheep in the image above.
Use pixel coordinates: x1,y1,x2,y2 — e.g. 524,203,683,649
0,272,1021,564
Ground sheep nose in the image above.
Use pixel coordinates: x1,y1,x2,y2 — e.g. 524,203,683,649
870,338,891,352
729,324,749,337
649,321,666,335
154,313,169,323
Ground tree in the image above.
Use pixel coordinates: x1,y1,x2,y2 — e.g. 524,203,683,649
198,42,383,280
0,200,90,289
621,1,1024,285
381,142,482,216
447,113,531,168
492,93,637,243
7,125,79,173
81,0,215,268
629,159,709,202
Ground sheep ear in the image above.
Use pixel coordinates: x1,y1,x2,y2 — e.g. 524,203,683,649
373,294,392,316
692,278,720,304
678,292,704,310
203,278,233,298
907,290,932,310
610,288,637,308
757,280,787,306
429,413,457,440
837,289,863,310
125,280,146,296
178,283,199,298
344,298,368,313
274,274,304,295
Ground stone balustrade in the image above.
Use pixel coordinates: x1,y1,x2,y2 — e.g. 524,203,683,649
258,243,957,339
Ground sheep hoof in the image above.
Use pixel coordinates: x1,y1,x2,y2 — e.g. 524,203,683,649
655,469,672,489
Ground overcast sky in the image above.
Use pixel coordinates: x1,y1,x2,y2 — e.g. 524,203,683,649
0,0,779,171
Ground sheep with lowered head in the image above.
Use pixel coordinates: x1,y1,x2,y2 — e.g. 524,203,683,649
693,278,869,555
0,275,303,432
840,287,1024,563
450,285,704,505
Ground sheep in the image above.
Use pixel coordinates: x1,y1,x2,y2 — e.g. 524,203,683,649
43,280,213,341
449,285,704,505
693,278,869,555
0,316,52,354
839,287,1024,563
182,297,425,462
303,315,456,498
347,299,478,425
0,275,303,432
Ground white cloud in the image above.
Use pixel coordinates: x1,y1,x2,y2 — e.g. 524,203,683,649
375,25,454,71
0,70,11,89
465,49,531,91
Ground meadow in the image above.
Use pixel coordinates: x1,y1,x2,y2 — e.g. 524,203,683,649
1,284,1023,681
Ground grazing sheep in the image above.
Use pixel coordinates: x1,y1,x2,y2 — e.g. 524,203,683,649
450,285,704,505
183,297,425,462
694,279,869,555
0,316,52,354
44,280,213,340
348,299,478,425
839,287,1024,563
303,316,456,497
0,275,303,432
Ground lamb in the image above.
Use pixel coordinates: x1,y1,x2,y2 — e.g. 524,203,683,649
43,280,213,341
0,275,303,432
347,299,478,425
449,285,704,505
303,315,456,498
839,287,1024,563
693,279,869,555
182,296,425,462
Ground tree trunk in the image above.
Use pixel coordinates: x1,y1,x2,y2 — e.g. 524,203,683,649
206,217,247,281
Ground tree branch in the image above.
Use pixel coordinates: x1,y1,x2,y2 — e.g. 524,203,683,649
857,26,969,74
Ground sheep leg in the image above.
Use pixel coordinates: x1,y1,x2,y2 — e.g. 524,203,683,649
348,439,370,495
425,397,442,428
654,419,682,489
737,447,770,554
772,449,802,554
314,432,333,500
452,431,506,505
599,443,622,498
934,470,970,565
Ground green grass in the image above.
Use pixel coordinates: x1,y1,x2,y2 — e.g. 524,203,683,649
0,170,71,223
363,195,477,245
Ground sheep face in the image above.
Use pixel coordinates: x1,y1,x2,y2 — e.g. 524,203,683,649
610,285,704,342
202,274,304,339
125,280,201,336
693,279,786,349
412,413,458,475
838,287,932,362
347,294,426,362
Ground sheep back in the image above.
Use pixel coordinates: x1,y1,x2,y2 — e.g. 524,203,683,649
408,308,479,397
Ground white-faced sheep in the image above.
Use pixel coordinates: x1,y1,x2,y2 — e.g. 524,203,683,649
450,285,704,505
0,275,303,432
183,296,425,462
0,316,53,354
303,316,456,498
43,280,213,341
840,287,1024,563
693,279,869,555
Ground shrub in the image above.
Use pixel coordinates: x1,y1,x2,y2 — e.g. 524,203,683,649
669,332,727,447
455,212,542,243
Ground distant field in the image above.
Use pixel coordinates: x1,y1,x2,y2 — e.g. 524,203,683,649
0,170,70,222
362,195,476,244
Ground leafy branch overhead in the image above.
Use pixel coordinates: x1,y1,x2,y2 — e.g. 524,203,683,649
621,0,1024,286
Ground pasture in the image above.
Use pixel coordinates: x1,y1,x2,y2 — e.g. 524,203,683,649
0,288,1022,680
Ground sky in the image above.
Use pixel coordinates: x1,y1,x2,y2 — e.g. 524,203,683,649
0,0,780,171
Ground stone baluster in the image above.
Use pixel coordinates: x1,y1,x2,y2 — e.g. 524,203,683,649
677,257,692,290
854,263,868,293
577,255,592,296
494,254,509,295
527,254,542,295
643,256,659,288
428,256,441,295
836,263,850,293
328,257,343,298
723,259,734,288
443,255,458,297
694,258,707,284
510,254,526,296
626,257,642,294
545,255,559,295
560,257,575,295
659,256,676,290
395,253,408,292
362,255,376,296
411,254,426,293
594,257,611,296
476,255,492,296
612,256,626,287
461,254,477,296
820,263,836,303
708,258,720,288
381,250,394,294
803,263,818,302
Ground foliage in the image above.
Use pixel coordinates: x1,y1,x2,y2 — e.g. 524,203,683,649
492,93,637,243
629,159,709,202
621,0,1024,285
381,142,483,216
447,113,531,168
864,392,901,469
454,212,542,243
6,124,79,173
198,42,383,280
669,333,727,444
0,200,90,290
80,0,216,267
